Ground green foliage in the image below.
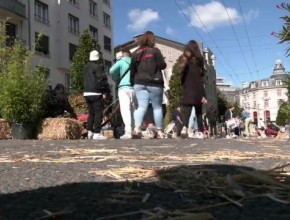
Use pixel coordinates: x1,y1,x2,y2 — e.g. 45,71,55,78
276,3,290,56
70,30,102,94
283,75,290,98
276,101,290,126
164,61,182,125
231,102,242,118
0,37,47,123
216,89,228,120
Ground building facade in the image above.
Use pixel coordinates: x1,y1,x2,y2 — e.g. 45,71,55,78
216,75,240,104
1,0,114,91
114,35,217,108
239,60,289,123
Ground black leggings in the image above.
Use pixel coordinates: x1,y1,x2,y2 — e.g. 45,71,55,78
182,105,203,132
85,96,103,133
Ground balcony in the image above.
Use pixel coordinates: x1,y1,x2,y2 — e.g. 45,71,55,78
0,0,26,18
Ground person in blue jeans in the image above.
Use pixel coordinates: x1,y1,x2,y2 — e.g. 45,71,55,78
130,31,167,138
187,106,198,138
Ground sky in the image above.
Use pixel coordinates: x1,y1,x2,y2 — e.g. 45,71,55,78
112,0,290,88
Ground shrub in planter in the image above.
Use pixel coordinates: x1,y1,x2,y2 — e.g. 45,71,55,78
0,41,47,139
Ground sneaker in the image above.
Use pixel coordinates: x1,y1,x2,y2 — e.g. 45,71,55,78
196,132,204,139
226,135,231,139
120,133,132,140
157,130,165,139
188,132,197,139
180,127,188,138
87,130,94,139
132,127,142,139
92,133,107,140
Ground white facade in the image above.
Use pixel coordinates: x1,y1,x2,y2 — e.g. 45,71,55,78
0,0,114,90
240,60,289,123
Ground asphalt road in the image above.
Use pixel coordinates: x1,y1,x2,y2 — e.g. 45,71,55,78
0,138,289,220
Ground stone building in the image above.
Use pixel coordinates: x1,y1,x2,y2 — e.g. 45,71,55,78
0,0,114,90
239,60,289,123
216,75,240,104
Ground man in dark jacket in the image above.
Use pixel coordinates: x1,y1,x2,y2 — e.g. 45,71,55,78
83,50,110,140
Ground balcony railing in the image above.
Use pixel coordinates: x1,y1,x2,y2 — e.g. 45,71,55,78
0,0,26,18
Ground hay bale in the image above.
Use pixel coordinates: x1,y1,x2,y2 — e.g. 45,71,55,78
0,119,12,140
38,118,83,140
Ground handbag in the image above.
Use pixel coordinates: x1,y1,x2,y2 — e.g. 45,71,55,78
226,118,238,129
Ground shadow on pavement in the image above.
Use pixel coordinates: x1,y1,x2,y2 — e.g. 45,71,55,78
0,164,289,220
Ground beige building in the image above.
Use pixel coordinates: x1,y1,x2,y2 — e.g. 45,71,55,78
1,0,114,91
240,60,289,123
114,35,217,108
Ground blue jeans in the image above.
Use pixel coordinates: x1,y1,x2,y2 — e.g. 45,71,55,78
188,106,198,130
134,84,164,129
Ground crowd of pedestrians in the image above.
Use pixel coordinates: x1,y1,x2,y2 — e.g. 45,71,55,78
82,30,289,140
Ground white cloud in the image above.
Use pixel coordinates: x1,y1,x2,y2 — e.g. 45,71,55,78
166,26,175,36
127,8,160,32
183,1,259,31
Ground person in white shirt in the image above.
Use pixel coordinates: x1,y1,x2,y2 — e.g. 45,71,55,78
258,118,265,130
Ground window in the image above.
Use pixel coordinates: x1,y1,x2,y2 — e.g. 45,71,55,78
262,80,268,87
277,90,282,97
69,43,77,61
264,100,269,108
276,80,282,86
5,22,16,46
103,0,110,6
68,14,79,35
89,25,98,41
253,92,256,99
253,101,256,108
89,1,97,17
103,12,111,28
35,0,49,23
104,35,111,52
35,32,49,55
264,110,270,122
68,0,78,5
263,91,268,97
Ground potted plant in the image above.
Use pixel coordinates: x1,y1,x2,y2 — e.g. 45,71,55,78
0,40,47,139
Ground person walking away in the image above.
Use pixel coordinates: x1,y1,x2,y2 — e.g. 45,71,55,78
241,109,253,137
109,49,135,139
206,104,218,138
224,106,235,138
83,50,110,140
186,106,198,138
130,31,167,138
180,40,207,139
